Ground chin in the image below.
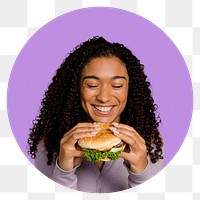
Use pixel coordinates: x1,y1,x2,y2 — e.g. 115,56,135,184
91,117,117,124
98,119,112,124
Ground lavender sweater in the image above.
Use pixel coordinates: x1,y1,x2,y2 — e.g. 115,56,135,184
35,141,163,193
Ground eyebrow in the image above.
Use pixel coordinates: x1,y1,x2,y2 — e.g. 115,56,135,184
82,75,100,80
82,75,127,81
112,76,127,80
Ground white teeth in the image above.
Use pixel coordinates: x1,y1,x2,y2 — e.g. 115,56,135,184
95,106,112,112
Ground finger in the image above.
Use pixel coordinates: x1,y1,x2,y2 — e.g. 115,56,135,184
73,126,101,135
61,129,98,146
110,126,143,149
73,150,84,158
112,123,145,144
111,129,141,152
131,130,146,145
61,123,100,144
120,151,135,161
66,128,99,146
63,122,98,137
64,126,100,139
117,128,145,150
110,127,141,145
112,122,134,132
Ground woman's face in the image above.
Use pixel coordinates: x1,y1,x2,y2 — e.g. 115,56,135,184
80,56,129,123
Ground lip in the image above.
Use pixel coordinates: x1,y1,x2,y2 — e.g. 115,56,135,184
92,105,115,115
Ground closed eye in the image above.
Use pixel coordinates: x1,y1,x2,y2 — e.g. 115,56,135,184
87,85,98,88
112,85,123,88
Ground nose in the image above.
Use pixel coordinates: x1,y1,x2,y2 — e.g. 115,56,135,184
96,86,112,103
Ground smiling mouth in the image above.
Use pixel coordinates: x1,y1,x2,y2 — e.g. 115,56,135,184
93,105,113,113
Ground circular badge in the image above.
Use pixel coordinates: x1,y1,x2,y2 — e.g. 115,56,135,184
7,7,193,191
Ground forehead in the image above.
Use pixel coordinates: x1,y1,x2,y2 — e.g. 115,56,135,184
81,57,128,77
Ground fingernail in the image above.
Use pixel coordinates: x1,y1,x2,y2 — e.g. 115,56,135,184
109,127,116,131
91,131,98,135
93,122,99,127
113,129,120,134
112,122,119,126
110,127,119,134
93,127,101,131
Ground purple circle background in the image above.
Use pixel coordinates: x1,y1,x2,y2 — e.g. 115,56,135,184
7,7,193,167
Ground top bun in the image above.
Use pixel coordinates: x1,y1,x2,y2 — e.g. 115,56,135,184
78,123,121,151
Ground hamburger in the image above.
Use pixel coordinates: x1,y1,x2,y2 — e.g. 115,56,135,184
78,123,125,162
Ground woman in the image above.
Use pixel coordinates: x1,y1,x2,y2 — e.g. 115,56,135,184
28,36,164,193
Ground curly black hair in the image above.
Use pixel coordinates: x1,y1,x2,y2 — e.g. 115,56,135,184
27,36,163,165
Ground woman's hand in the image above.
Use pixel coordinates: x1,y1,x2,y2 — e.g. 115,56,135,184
110,123,148,174
58,122,99,171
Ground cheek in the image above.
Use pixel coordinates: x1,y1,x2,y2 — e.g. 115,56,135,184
121,96,128,107
118,89,128,102
80,93,89,114
80,88,94,105
80,88,86,106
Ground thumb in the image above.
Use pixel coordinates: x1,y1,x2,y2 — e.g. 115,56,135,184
73,150,84,158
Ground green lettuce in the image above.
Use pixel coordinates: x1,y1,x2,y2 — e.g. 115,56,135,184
84,149,121,163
